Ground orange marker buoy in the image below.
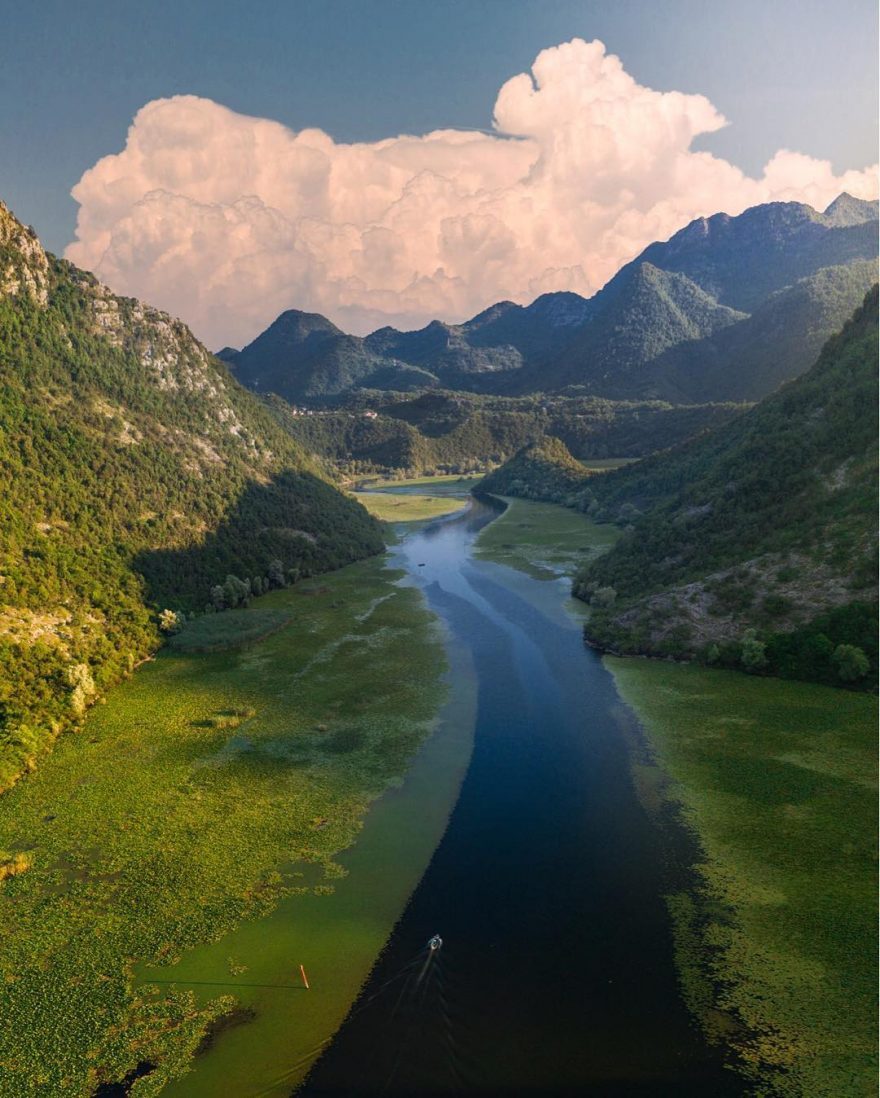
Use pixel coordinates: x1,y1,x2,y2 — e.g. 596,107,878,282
300,964,310,990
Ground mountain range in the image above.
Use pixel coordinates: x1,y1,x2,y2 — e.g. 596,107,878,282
221,193,878,405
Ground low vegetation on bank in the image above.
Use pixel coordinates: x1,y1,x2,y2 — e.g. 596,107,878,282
0,556,446,1097
608,659,877,1097
474,496,619,582
355,491,467,524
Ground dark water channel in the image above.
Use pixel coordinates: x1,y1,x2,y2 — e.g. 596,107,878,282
301,499,741,1097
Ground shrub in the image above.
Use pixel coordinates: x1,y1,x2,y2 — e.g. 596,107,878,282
832,644,870,683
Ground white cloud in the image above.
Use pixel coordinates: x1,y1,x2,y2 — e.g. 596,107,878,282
66,38,878,348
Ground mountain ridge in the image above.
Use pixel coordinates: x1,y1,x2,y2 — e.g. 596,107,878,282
226,193,878,405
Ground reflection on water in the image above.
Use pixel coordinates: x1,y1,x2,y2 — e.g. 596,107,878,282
301,498,741,1096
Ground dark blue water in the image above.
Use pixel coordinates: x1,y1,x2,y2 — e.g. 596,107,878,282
300,500,740,1097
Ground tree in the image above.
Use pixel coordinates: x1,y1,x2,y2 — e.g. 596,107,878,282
211,585,226,611
591,586,617,608
222,574,250,608
66,663,96,716
740,629,768,671
158,609,183,634
268,559,286,588
832,644,869,682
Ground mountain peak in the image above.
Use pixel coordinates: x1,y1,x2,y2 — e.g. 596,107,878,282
822,192,880,227
0,199,49,306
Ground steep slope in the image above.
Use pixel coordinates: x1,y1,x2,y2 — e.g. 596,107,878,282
364,291,594,389
529,263,746,395
577,288,878,685
535,195,878,398
231,309,436,400
0,201,382,790
621,194,878,312
634,259,879,402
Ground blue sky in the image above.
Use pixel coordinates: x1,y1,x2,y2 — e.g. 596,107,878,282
2,0,877,255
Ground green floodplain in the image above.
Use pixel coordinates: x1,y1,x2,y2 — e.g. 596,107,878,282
355,490,467,524
474,495,620,581
0,483,875,1098
478,495,878,1097
0,551,476,1097
607,659,877,1098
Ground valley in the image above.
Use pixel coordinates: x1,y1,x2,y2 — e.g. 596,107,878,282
0,180,876,1098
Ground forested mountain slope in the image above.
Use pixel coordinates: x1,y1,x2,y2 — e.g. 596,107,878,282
0,201,382,790
272,389,743,478
477,437,597,512
227,309,438,402
631,259,878,402
577,288,878,686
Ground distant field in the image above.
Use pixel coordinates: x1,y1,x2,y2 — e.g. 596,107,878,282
578,457,637,471
0,556,447,1097
356,490,467,523
475,496,619,580
357,474,482,495
607,658,878,1097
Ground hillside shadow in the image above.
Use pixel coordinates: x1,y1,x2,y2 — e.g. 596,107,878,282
134,470,383,612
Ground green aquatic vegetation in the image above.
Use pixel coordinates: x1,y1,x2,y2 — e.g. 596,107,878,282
607,658,878,1097
168,609,293,652
0,554,446,1097
475,497,619,580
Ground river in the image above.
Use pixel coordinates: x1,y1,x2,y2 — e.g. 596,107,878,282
299,496,740,1096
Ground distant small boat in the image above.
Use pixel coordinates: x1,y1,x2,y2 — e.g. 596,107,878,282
418,562,426,567
428,934,442,951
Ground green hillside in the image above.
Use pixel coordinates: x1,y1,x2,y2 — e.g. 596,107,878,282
229,309,438,401
0,201,382,791
634,259,878,402
539,262,746,393
577,288,878,686
477,437,597,511
273,389,743,478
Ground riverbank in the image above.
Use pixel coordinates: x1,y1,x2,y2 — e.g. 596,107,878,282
301,495,739,1095
472,495,877,1096
606,658,877,1097
0,553,455,1097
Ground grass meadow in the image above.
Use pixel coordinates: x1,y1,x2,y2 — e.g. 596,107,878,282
0,556,448,1096
607,658,878,1097
355,490,467,523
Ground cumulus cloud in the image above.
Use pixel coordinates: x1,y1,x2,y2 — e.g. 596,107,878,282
66,38,878,348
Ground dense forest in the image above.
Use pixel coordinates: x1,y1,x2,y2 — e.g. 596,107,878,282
577,288,879,686
476,437,598,513
476,290,878,688
272,389,744,478
0,202,382,791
